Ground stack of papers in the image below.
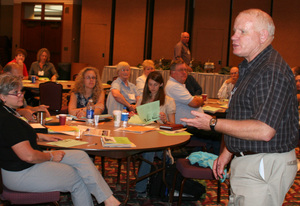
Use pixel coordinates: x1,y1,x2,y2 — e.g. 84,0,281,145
128,101,160,125
116,126,158,134
202,106,222,114
101,136,136,147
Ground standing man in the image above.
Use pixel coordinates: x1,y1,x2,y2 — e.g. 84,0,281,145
182,9,298,206
174,32,191,66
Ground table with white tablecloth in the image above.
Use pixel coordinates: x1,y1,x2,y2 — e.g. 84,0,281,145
101,66,230,99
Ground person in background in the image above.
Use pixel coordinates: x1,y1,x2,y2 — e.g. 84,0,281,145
185,74,202,96
8,48,28,80
29,48,58,81
165,59,203,125
2,62,50,121
0,74,120,206
106,61,139,115
136,60,155,96
217,66,239,99
182,9,298,206
135,71,175,197
68,67,105,118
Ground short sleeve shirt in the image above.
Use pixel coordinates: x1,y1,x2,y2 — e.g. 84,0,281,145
165,77,203,125
106,77,139,115
0,105,40,171
225,45,298,153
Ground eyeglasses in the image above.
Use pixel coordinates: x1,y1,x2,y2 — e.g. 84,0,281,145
121,69,130,72
230,72,239,75
7,90,25,97
85,76,96,80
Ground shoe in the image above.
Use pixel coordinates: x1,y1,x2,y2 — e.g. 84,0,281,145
137,191,147,198
166,148,174,165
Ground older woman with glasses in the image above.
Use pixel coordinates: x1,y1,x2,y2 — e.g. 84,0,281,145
0,74,120,206
68,67,105,118
106,61,139,115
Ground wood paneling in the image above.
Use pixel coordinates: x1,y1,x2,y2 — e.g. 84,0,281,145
272,0,300,68
113,0,147,66
151,0,185,62
80,0,112,74
192,0,231,71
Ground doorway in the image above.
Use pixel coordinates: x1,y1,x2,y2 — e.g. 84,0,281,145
20,3,63,71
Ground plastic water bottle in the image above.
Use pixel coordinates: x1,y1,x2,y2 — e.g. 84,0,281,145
86,99,94,126
121,107,129,128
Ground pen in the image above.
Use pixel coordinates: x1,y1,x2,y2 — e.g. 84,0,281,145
87,143,97,146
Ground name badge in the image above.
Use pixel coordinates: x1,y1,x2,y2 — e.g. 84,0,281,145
38,70,44,76
128,93,136,101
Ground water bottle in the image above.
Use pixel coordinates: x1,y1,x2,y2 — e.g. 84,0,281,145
121,107,129,128
86,99,94,126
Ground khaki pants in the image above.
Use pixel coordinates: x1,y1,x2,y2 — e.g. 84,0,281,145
228,149,297,206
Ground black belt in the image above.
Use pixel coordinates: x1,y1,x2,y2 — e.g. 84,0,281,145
234,151,258,157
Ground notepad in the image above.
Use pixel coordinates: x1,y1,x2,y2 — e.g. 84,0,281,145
116,126,158,134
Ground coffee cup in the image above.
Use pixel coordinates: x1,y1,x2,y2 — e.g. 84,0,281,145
59,114,67,125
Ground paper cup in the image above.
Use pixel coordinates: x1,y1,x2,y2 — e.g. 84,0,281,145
59,114,67,125
113,110,121,127
94,115,100,126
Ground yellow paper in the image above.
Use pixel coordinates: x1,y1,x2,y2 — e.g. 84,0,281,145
46,125,77,132
128,115,145,125
47,139,88,147
158,131,192,136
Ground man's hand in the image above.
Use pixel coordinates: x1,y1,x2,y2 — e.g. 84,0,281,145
181,110,212,130
212,147,232,180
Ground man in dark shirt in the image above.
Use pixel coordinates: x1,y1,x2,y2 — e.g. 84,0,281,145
182,9,298,206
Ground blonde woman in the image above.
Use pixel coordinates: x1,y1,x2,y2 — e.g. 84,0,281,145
136,60,155,95
68,67,105,118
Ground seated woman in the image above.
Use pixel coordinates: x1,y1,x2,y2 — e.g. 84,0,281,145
136,60,155,96
29,48,58,81
106,61,139,115
8,48,28,80
0,74,120,206
217,66,239,99
135,71,175,197
68,67,105,118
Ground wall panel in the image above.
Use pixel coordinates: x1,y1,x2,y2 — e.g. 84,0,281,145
113,0,146,66
151,0,185,62
192,0,231,71
272,0,300,67
80,0,112,73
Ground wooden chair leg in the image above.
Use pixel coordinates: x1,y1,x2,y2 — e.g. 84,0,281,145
101,156,105,176
217,180,221,203
117,159,122,184
169,170,179,203
178,177,187,206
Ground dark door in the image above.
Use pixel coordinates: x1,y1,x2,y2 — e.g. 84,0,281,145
21,20,62,72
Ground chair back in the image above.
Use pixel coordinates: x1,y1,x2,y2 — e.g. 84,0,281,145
39,81,63,114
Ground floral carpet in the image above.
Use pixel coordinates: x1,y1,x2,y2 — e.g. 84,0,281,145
36,148,300,206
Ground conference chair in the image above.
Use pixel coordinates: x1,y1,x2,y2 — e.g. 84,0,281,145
0,170,60,205
39,81,68,115
169,158,222,205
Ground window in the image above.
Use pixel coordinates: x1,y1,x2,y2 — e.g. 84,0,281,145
23,3,63,21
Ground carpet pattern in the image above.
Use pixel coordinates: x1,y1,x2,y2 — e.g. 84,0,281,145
35,148,300,205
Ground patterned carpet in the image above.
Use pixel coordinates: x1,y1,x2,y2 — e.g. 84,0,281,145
38,148,300,206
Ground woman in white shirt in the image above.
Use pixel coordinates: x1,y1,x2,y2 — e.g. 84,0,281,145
136,60,155,96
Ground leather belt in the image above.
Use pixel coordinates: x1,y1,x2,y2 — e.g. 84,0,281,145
234,151,258,157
